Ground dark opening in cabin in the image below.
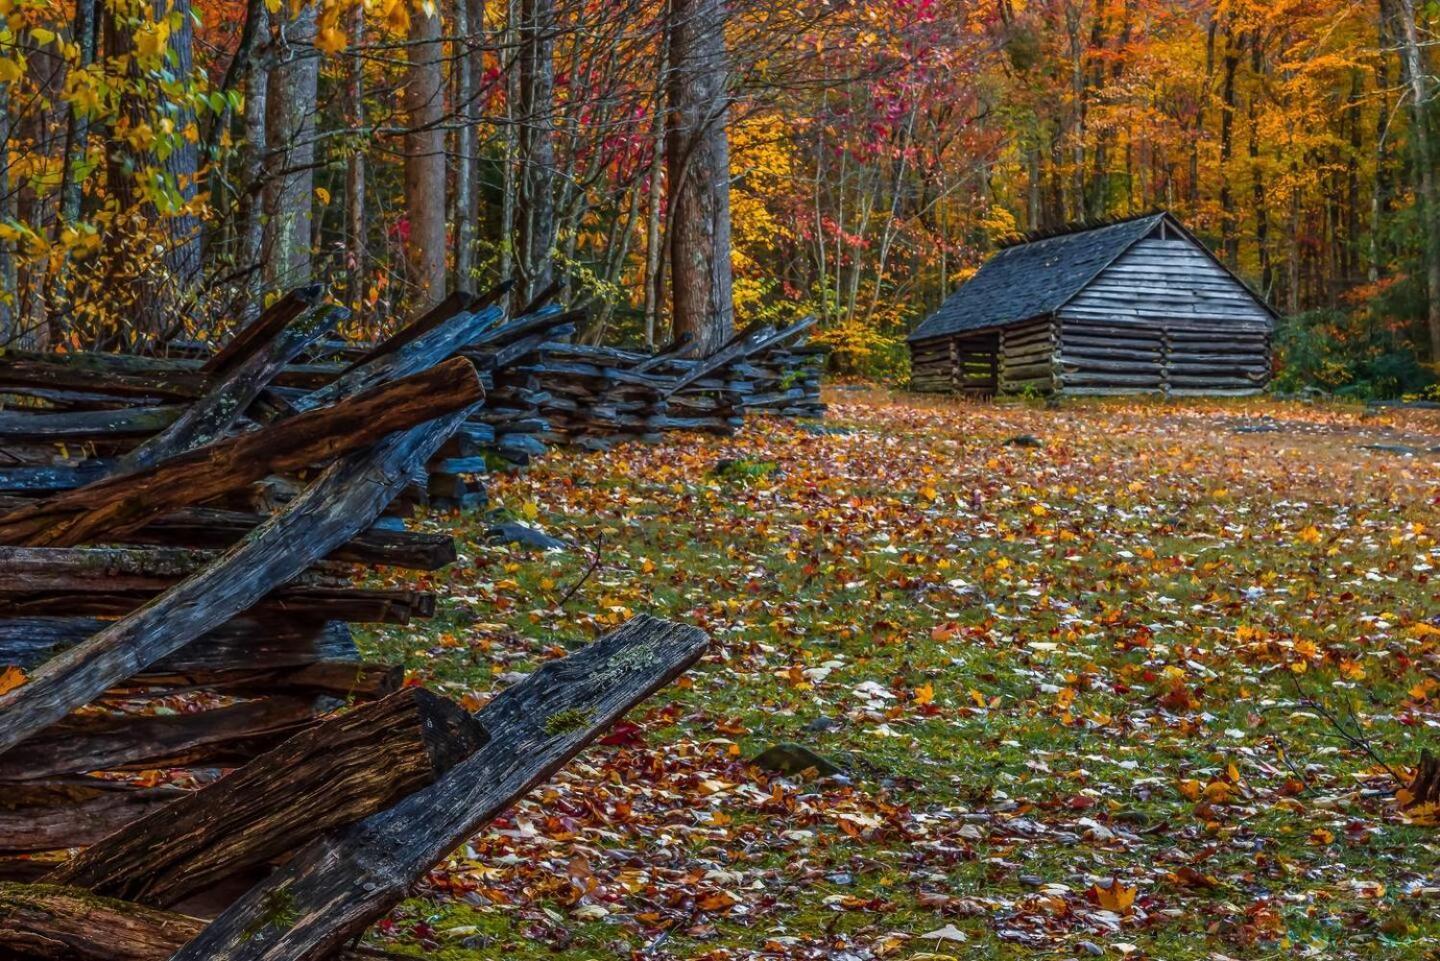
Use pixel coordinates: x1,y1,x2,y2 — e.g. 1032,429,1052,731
907,213,1277,398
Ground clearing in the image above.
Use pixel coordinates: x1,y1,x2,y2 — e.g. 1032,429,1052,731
363,392,1440,960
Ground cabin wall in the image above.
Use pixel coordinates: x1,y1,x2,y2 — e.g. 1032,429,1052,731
1056,235,1272,396
998,318,1057,394
1062,238,1275,329
909,332,1000,395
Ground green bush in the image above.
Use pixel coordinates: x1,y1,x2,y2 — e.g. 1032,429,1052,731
1273,308,1434,399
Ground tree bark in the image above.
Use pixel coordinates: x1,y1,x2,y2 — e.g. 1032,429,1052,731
405,0,447,308
344,5,367,315
666,0,733,356
263,3,319,290
1396,0,1440,360
515,0,558,303
454,0,484,288
238,0,270,321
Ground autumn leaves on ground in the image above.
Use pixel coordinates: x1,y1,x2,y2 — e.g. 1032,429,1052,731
363,393,1440,960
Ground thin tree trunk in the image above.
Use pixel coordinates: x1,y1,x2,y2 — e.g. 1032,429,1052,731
515,0,557,303
1396,0,1440,359
0,80,16,344
344,5,366,315
58,0,97,226
264,3,319,290
405,0,447,308
666,0,733,356
453,0,483,289
233,0,269,322
1219,22,1240,266
642,5,670,348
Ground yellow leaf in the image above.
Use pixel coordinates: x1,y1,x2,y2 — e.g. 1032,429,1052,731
315,186,332,205
913,682,934,706
314,25,347,54
0,56,24,84
1092,879,1136,913
0,665,27,696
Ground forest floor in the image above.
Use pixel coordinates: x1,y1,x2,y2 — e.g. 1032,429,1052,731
362,390,1440,961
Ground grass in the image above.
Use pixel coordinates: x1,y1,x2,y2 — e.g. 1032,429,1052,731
359,391,1440,960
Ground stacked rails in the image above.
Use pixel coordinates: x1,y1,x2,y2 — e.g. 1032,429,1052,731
0,292,707,958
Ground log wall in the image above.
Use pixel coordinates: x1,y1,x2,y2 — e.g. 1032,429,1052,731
909,332,998,396
1058,235,1272,396
910,231,1274,399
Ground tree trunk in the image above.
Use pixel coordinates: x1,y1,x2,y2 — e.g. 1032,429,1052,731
454,0,484,288
1218,22,1240,266
237,0,270,322
344,5,366,315
263,3,319,290
1396,0,1440,360
666,0,733,356
405,1,447,309
642,6,670,348
515,0,557,304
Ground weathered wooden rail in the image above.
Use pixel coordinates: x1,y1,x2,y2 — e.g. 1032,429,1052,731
0,291,713,957
0,281,825,511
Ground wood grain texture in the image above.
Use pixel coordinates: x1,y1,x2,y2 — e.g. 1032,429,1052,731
0,356,482,548
0,883,406,960
0,389,481,757
49,688,487,906
169,614,708,961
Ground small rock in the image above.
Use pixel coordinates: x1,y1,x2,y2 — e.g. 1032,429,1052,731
750,742,845,778
486,522,568,551
1078,940,1105,956
804,716,840,733
825,872,854,886
797,422,857,437
1004,434,1045,449
1360,443,1425,457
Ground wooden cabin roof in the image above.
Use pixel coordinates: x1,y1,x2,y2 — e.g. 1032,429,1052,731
908,213,1276,343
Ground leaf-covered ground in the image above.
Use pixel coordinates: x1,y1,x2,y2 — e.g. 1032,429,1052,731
362,392,1440,960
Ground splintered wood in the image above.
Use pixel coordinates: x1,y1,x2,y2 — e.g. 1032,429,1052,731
0,284,712,958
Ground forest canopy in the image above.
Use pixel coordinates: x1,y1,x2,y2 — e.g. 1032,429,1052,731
0,0,1437,398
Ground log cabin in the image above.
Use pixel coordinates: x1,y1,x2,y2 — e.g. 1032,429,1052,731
907,213,1277,397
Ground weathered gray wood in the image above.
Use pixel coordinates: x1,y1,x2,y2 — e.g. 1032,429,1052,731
0,356,483,547
0,883,405,960
0,462,111,494
126,508,456,570
0,696,329,781
292,306,501,413
0,545,349,594
0,353,206,401
0,618,356,674
0,782,187,854
0,389,481,757
121,304,347,470
0,406,183,442
49,688,488,907
200,285,327,376
343,289,478,371
169,614,708,961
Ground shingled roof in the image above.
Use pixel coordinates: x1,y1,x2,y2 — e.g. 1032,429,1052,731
909,213,1170,343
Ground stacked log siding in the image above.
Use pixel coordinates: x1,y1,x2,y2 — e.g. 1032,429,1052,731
907,213,1276,398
